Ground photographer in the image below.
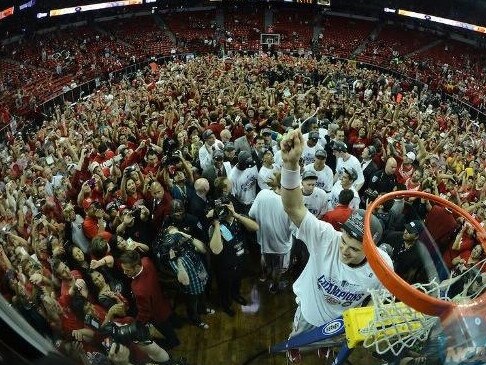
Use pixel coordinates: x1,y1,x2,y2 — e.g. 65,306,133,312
209,196,259,316
119,251,180,350
159,226,213,329
69,293,171,364
116,205,153,245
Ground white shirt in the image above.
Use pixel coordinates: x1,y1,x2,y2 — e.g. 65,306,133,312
230,166,258,205
71,214,90,253
249,189,292,254
301,143,324,166
198,144,216,171
304,163,334,192
303,129,328,147
292,211,393,326
303,187,328,218
258,164,278,190
198,139,224,171
273,150,283,170
336,154,364,190
328,180,360,211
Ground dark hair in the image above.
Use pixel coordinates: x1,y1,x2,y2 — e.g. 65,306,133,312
119,250,141,267
70,292,88,320
90,236,109,259
64,245,88,272
98,142,108,154
338,189,354,206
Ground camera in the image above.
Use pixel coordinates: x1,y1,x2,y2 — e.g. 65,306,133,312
167,150,182,166
99,321,151,347
152,231,194,267
124,165,137,176
364,189,379,202
214,196,231,220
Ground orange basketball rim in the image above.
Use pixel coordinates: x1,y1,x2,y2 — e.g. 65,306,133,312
363,190,486,320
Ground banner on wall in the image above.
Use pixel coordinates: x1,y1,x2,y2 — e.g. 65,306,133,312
49,0,143,17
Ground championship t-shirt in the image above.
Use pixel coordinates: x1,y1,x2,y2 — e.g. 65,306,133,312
292,211,393,326
230,166,258,205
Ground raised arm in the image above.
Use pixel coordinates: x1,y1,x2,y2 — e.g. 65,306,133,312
280,129,307,227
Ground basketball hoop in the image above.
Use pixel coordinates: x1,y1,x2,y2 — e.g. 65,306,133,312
363,191,486,351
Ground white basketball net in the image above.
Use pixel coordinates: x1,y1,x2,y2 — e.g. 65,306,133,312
362,258,486,356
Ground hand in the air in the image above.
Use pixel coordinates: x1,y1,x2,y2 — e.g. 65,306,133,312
280,129,304,169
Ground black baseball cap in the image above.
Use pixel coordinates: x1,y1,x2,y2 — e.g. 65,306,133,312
342,209,383,242
405,220,424,235
213,150,224,160
309,131,320,140
332,141,348,152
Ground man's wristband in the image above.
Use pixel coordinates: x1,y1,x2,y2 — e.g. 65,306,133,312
281,167,301,190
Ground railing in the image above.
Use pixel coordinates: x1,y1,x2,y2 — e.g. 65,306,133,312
1,50,485,141
39,53,193,117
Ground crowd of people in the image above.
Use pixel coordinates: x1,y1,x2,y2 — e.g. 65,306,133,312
1,8,486,122
0,53,485,365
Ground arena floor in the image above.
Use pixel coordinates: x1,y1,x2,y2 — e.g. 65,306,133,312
171,272,382,365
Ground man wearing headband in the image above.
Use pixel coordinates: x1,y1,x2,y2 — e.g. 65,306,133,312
279,130,393,363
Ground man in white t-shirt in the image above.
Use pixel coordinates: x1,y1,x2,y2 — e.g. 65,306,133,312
301,131,323,166
301,170,328,219
198,129,223,171
279,129,392,363
328,167,360,211
333,141,364,191
258,148,278,190
249,172,292,293
303,149,333,193
229,151,258,213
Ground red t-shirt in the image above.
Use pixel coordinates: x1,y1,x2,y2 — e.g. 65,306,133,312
82,216,112,241
322,205,353,231
131,257,172,323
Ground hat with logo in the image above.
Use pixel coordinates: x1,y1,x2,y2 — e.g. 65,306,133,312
405,151,416,162
213,150,224,160
302,170,318,181
309,131,320,141
224,142,235,151
405,220,424,235
343,167,358,181
342,209,383,242
332,141,348,152
315,149,327,159
244,123,255,132
238,150,253,165
261,128,272,136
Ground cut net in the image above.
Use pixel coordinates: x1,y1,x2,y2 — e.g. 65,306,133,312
362,257,486,356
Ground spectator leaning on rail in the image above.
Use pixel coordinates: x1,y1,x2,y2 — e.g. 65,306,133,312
279,129,393,364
